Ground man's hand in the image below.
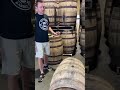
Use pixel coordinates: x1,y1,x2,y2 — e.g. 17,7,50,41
49,27,61,36
54,31,61,36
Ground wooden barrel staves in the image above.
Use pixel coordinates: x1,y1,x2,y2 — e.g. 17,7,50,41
51,26,76,55
48,35,63,65
49,57,85,90
96,0,102,50
79,0,85,55
107,0,120,74
85,27,97,72
104,0,113,39
43,0,59,26
85,0,98,72
86,74,114,90
80,0,85,27
61,30,76,55
79,28,85,56
58,0,77,26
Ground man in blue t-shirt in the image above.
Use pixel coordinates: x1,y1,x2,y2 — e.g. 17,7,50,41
35,0,59,82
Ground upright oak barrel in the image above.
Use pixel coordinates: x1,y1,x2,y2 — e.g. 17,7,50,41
58,0,77,26
61,30,76,55
51,26,77,55
80,0,101,71
48,35,63,65
104,0,113,39
106,0,120,73
43,0,59,26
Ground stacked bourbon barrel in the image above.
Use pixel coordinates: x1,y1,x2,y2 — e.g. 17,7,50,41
104,0,120,74
80,0,102,72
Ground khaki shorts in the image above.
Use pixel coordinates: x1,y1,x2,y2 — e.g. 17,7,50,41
1,36,35,75
35,42,50,58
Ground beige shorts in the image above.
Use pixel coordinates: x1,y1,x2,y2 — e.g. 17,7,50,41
35,42,50,58
1,36,35,75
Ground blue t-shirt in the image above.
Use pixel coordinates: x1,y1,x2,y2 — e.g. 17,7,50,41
1,0,34,39
35,13,49,42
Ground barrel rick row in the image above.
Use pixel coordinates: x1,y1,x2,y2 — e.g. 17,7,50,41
105,0,120,74
80,0,102,72
42,0,77,26
43,0,59,26
58,0,77,26
104,0,113,39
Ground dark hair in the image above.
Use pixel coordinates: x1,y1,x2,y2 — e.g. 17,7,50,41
35,0,43,6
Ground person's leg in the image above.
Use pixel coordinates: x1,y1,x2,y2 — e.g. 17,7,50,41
20,67,34,90
38,58,44,74
35,42,45,82
44,42,50,68
1,37,21,90
8,75,20,90
35,42,44,73
20,37,35,90
44,54,48,66
37,57,45,82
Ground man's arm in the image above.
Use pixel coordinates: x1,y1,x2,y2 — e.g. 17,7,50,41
48,27,58,35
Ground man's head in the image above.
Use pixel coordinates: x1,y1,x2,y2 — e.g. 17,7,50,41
35,0,45,15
